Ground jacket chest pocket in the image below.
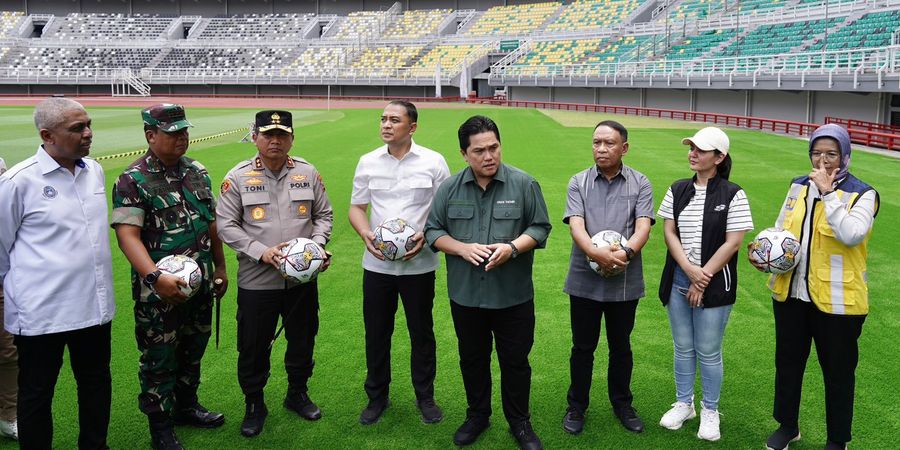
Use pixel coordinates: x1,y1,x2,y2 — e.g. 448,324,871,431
242,192,272,223
448,205,475,241
150,204,189,231
407,176,434,205
289,189,314,220
190,187,215,221
491,206,521,242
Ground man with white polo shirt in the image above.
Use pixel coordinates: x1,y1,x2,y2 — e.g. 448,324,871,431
348,100,450,425
0,97,115,449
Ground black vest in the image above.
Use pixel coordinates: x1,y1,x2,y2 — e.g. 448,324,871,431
658,175,742,308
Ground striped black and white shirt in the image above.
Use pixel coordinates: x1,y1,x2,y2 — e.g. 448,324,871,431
657,184,754,265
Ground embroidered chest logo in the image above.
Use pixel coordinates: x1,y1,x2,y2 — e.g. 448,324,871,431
713,204,726,212
298,204,308,216
42,185,57,199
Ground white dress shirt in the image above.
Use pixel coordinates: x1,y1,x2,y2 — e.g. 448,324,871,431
0,146,115,335
351,141,450,276
789,179,877,303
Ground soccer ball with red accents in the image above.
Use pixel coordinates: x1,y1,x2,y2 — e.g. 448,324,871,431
156,254,202,297
280,238,327,283
748,228,801,274
373,218,417,261
587,230,628,277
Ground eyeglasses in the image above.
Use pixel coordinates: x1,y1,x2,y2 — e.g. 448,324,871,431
811,151,840,161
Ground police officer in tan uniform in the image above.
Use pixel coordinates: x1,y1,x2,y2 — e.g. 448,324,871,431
216,110,333,438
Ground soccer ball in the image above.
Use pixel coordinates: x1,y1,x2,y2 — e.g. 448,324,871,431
373,218,418,261
748,228,801,274
156,254,202,297
587,230,629,277
280,237,327,283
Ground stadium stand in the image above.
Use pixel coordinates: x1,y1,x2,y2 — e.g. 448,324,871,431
351,45,425,76
45,13,173,40
805,9,900,51
410,44,491,75
329,11,388,39
515,39,605,66
464,2,560,36
584,34,655,63
381,9,451,38
718,18,845,57
663,28,740,60
280,47,348,76
546,0,642,31
0,11,23,37
156,48,297,71
195,14,314,41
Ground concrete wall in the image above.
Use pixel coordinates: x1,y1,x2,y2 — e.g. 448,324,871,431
811,91,880,124
750,90,807,123
696,89,745,116
645,89,690,110
596,88,640,107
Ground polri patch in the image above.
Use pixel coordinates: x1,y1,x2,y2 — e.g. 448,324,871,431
220,179,231,194
251,206,266,221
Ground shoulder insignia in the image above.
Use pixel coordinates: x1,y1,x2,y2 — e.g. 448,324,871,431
242,170,263,177
220,179,231,194
254,157,263,169
245,177,264,186
286,158,295,168
317,173,326,192
291,174,307,182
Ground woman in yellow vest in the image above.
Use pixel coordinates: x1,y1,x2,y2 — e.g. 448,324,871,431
761,124,879,450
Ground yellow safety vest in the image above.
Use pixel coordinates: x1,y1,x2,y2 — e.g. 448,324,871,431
768,176,878,315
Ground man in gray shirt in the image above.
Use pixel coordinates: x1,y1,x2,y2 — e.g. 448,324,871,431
561,120,654,436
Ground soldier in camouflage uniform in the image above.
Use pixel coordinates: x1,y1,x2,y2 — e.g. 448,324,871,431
217,110,333,438
111,104,229,450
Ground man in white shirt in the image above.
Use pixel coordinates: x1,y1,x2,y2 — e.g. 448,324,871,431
0,97,115,449
0,156,15,442
349,101,450,425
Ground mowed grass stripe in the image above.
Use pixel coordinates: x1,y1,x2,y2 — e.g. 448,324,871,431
0,107,896,450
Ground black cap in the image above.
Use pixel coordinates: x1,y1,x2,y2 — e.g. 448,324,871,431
255,110,293,134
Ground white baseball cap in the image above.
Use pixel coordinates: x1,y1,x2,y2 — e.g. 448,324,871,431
682,127,729,155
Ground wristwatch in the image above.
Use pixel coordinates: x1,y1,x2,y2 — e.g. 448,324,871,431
143,270,162,289
508,242,519,259
622,245,636,261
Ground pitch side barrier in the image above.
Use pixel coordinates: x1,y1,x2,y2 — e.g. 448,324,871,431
466,97,900,151
826,117,900,134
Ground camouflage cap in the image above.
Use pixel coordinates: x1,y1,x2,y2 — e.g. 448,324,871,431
142,103,193,133
256,110,293,134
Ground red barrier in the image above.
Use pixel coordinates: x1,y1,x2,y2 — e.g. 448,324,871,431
826,117,900,134
0,93,464,103
467,97,899,151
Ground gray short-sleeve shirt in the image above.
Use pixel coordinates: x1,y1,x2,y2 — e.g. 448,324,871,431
563,164,655,302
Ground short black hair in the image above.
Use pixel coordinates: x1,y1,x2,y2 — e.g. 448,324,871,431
458,115,501,151
594,120,628,142
387,100,418,123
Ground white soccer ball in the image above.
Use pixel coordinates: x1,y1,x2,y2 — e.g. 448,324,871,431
280,237,327,283
587,230,629,277
748,228,801,274
156,254,202,297
373,218,418,261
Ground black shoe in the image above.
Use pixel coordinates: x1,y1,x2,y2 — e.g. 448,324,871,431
149,425,183,450
614,406,644,433
453,417,490,447
824,442,847,450
562,408,584,435
284,392,322,421
510,421,543,450
240,400,268,438
765,426,801,449
173,402,225,429
416,398,443,424
359,400,389,425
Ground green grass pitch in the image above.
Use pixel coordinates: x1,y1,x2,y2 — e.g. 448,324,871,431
1,105,897,450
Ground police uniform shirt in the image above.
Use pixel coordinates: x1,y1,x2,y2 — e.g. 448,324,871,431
217,154,334,290
350,140,450,276
0,146,116,335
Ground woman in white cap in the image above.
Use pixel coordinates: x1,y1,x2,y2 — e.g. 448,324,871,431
655,127,754,441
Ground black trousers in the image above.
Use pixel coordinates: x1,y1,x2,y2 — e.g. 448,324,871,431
567,296,638,414
237,283,319,399
14,322,112,450
773,297,866,444
363,270,437,404
450,299,534,427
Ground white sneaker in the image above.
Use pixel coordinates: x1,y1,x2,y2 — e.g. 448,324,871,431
0,418,17,440
697,407,721,441
659,401,696,430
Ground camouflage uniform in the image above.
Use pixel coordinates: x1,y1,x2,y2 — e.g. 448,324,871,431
111,151,217,416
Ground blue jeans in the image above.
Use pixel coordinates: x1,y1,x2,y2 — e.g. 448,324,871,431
666,266,733,410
